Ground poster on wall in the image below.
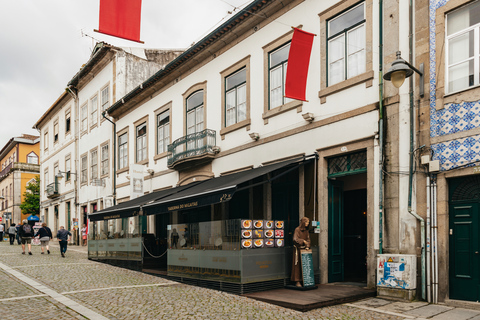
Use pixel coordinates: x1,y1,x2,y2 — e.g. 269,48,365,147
240,220,284,249
130,163,144,199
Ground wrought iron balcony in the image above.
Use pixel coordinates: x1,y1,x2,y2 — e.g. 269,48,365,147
167,129,218,169
46,181,59,198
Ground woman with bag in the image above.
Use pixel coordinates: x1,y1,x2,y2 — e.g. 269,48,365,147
34,222,53,254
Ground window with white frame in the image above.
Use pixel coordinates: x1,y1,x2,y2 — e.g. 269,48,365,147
81,155,87,183
186,90,204,150
81,104,88,132
91,149,98,180
90,95,98,126
225,68,247,126
65,110,71,134
101,86,109,112
269,43,292,109
118,133,128,169
54,122,59,143
136,122,147,162
446,1,480,93
27,152,38,164
65,156,71,181
327,2,366,86
157,111,170,154
101,144,109,176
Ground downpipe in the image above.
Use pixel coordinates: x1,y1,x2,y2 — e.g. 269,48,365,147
426,175,431,302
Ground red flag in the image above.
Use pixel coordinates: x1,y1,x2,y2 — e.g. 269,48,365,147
97,0,143,43
285,28,315,101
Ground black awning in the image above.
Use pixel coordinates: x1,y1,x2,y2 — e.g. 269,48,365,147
88,182,201,221
143,155,313,216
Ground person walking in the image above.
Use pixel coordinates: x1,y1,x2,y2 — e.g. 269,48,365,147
0,223,4,242
81,224,87,246
56,226,71,258
19,220,34,255
8,223,16,245
34,222,53,254
15,223,21,244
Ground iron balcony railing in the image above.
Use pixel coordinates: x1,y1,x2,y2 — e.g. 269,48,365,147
0,162,13,180
46,181,59,197
167,129,216,167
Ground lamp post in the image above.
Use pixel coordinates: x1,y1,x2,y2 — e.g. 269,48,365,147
383,51,424,97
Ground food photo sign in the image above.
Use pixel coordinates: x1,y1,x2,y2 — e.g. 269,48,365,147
241,220,284,249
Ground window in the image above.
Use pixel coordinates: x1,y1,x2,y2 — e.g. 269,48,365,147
101,144,109,176
81,155,87,184
44,169,49,186
269,43,292,109
157,110,170,154
136,122,147,162
27,152,38,164
91,149,98,180
66,110,71,134
225,68,247,127
65,156,71,182
44,132,48,150
327,2,365,86
186,90,204,150
446,1,480,93
81,104,88,132
118,133,128,169
54,163,59,181
101,86,110,112
90,95,98,126
54,122,59,143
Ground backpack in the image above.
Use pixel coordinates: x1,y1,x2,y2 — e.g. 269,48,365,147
23,224,32,234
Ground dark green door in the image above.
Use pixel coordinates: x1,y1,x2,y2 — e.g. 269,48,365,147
328,179,344,282
449,202,479,301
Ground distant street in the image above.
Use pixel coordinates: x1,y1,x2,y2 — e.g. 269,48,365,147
0,241,410,319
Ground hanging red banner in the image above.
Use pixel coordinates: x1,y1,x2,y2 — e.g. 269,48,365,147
285,28,315,101
96,0,143,43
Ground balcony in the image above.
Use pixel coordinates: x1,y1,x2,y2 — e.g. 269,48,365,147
46,181,59,198
167,129,218,170
0,162,13,180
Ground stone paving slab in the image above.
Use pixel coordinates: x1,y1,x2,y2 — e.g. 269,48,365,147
429,308,480,320
404,304,454,318
352,297,393,308
378,301,430,313
1,296,85,319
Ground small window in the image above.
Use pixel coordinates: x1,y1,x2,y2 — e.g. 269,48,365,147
81,155,87,183
157,111,170,154
44,169,49,186
91,95,98,126
225,68,247,127
327,2,366,86
65,157,71,181
136,123,147,162
118,133,128,169
91,150,98,180
101,86,110,112
44,132,49,150
66,111,71,134
101,144,109,176
269,43,292,109
27,152,38,164
54,122,59,143
81,104,88,132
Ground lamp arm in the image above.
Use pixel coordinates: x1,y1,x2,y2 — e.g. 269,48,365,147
404,61,424,98
404,60,423,76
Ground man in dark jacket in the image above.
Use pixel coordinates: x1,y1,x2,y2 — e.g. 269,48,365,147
19,219,35,255
56,226,72,258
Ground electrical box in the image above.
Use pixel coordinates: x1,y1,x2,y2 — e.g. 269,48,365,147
421,155,430,165
429,160,440,172
377,254,416,290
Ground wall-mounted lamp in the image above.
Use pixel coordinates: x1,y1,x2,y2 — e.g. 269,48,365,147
55,171,77,181
383,51,424,97
302,112,314,122
249,132,260,141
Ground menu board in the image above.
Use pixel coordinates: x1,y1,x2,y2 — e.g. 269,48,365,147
301,249,315,287
241,220,284,249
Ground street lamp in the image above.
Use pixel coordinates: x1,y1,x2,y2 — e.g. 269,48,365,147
383,51,424,97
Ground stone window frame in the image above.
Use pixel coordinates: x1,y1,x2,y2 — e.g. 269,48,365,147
100,140,110,178
220,56,251,139
134,115,149,165
154,101,172,161
90,146,99,182
182,81,208,136
117,126,130,174
80,152,88,186
90,93,99,130
318,0,374,104
262,29,303,123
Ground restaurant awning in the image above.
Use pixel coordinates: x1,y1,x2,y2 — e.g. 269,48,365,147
142,155,314,216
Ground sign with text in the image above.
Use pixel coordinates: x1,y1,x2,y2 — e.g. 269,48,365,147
301,249,315,287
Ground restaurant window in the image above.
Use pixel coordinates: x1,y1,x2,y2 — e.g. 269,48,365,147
446,1,480,93
91,149,98,180
90,95,98,126
101,86,109,112
101,144,109,176
81,155,87,184
118,133,128,169
157,110,170,154
81,104,88,132
327,2,366,86
225,68,247,127
136,122,147,162
268,43,292,109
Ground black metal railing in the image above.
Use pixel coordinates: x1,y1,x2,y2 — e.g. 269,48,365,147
167,129,216,167
46,181,59,197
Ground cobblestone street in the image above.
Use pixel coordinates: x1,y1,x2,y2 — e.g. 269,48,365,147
0,241,469,320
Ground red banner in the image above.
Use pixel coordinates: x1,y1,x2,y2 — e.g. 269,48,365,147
97,0,143,43
285,28,315,101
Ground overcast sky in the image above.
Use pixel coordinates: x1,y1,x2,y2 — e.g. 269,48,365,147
0,0,251,149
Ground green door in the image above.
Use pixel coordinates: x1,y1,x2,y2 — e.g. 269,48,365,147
328,179,344,282
449,202,480,301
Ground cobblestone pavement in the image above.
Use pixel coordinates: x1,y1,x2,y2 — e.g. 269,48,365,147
0,241,464,319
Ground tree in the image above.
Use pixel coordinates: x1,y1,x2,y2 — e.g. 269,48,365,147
20,175,40,216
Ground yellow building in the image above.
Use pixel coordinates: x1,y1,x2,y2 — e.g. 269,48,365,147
0,134,40,226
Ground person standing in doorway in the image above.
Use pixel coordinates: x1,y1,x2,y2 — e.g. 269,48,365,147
8,223,16,245
19,220,34,255
34,222,53,254
56,226,71,258
81,224,87,246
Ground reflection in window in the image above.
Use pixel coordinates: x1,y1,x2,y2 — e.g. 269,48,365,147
269,43,292,109
225,68,247,127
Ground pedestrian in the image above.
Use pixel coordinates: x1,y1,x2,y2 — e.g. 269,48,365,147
15,223,21,244
56,226,71,258
0,223,4,241
34,222,53,254
19,219,34,255
8,223,16,245
81,224,87,246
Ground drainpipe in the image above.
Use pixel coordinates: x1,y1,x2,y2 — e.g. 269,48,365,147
102,111,116,205
408,0,426,301
378,0,384,255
